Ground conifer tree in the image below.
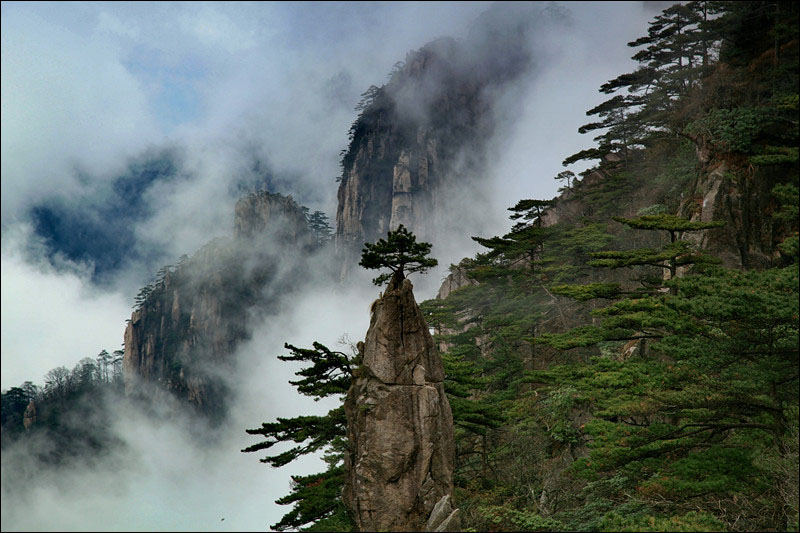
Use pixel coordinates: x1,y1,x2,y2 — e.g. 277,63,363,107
563,1,721,168
359,224,438,285
587,214,724,294
242,342,355,531
532,207,797,529
535,264,799,530
306,211,333,246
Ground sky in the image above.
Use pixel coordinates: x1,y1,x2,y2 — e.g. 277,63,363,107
1,1,667,530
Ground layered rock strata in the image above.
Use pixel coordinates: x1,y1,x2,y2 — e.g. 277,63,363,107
344,273,459,531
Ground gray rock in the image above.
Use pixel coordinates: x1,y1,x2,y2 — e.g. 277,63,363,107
344,274,458,531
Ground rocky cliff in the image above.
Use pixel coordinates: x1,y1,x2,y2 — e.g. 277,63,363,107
234,191,312,243
122,191,314,418
22,401,36,431
343,273,459,531
677,155,795,269
335,3,543,278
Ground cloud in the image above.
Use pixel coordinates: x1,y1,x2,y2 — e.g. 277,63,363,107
0,225,130,389
0,7,160,225
1,259,378,531
96,11,140,40
482,2,654,224
179,4,259,54
1,2,665,530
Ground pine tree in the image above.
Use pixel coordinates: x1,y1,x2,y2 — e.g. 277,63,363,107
534,264,799,530
588,214,724,294
242,342,355,531
563,2,722,168
306,211,334,246
532,207,798,530
359,224,438,285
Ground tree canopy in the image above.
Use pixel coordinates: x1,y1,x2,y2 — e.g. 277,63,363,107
359,224,438,285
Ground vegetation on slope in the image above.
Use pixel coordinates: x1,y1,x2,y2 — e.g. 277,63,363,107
248,2,799,531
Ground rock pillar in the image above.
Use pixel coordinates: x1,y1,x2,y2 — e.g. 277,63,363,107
343,273,459,531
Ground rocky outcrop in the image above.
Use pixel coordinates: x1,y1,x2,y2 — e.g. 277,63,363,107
677,156,794,269
234,191,312,243
436,261,479,300
335,3,545,278
123,191,313,418
335,38,488,278
22,400,36,430
343,273,458,531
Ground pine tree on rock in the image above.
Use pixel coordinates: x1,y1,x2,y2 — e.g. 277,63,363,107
359,224,438,285
588,214,724,294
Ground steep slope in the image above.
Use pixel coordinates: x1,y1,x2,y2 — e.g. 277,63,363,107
420,3,799,529
335,3,547,277
123,191,315,419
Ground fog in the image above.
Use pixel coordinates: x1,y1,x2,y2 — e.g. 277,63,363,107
2,2,660,530
1,278,375,531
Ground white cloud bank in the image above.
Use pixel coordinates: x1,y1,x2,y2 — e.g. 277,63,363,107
1,226,131,389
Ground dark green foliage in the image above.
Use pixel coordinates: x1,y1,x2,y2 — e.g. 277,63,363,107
534,265,799,531
306,211,334,246
243,409,347,468
1,351,125,463
773,180,800,260
243,342,356,531
0,387,30,439
554,171,575,192
611,214,724,234
578,214,725,296
253,3,800,531
550,283,623,302
562,146,611,167
359,224,438,285
279,342,353,400
565,1,718,169
417,5,798,527
273,466,352,532
587,241,717,270
508,199,552,229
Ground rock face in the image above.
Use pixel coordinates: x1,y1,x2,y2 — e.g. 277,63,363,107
335,3,543,278
343,273,458,531
22,400,36,430
335,38,488,278
436,261,479,301
123,191,313,418
677,157,794,269
234,191,311,243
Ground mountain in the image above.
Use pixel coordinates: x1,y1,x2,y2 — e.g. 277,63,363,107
253,2,799,531
122,191,318,420
2,2,797,532
118,3,558,414
335,2,549,278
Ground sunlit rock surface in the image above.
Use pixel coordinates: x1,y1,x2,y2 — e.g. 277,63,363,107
344,273,458,531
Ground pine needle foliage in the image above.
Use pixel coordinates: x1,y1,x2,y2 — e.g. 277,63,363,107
242,342,356,531
359,224,438,285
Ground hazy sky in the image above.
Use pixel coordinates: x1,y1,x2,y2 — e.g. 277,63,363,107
1,1,665,530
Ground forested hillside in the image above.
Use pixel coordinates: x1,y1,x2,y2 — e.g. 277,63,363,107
246,2,799,531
